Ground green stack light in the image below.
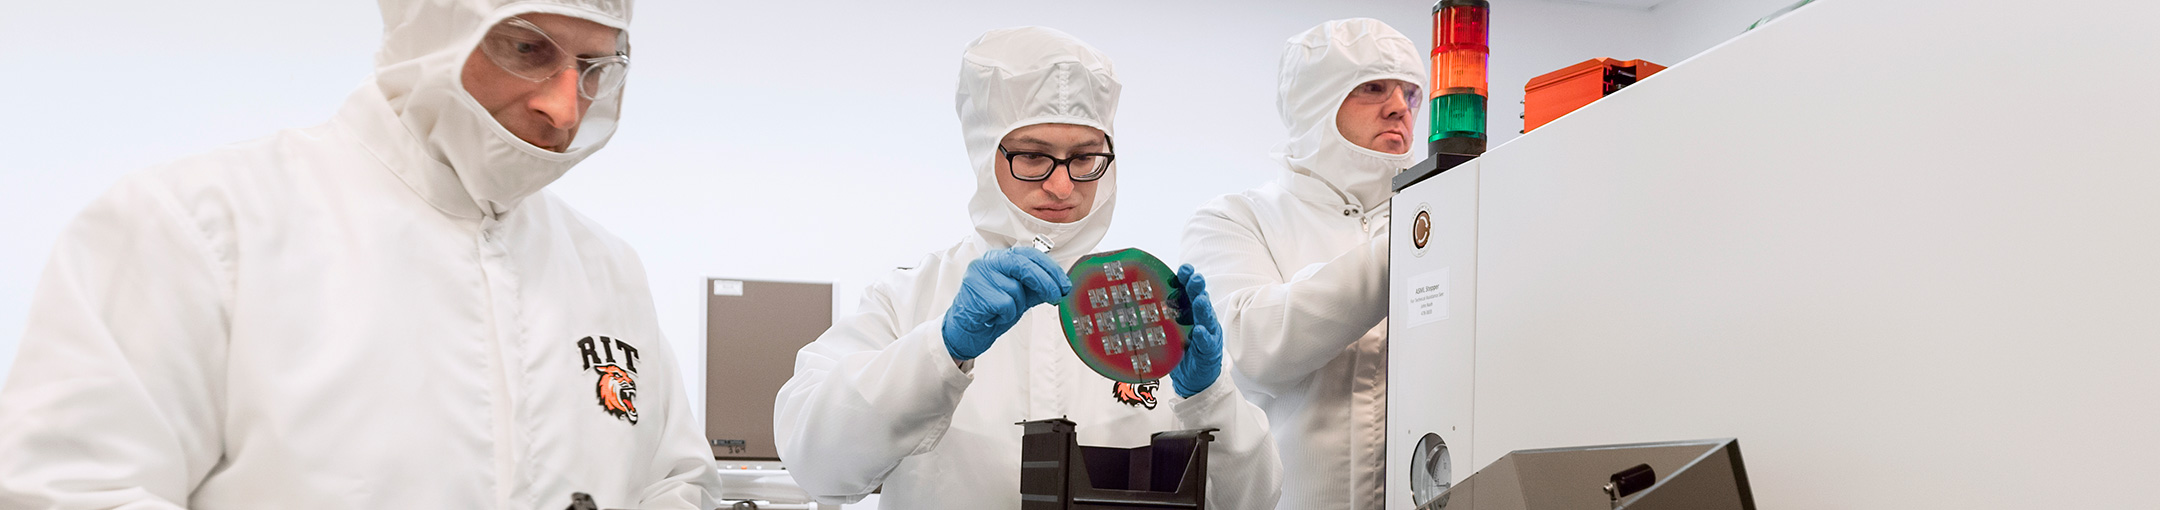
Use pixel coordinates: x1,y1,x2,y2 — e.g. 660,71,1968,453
1431,0,1490,155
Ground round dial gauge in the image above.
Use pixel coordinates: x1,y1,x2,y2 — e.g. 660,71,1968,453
1411,432,1453,509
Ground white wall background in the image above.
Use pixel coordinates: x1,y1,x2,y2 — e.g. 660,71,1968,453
0,0,1800,419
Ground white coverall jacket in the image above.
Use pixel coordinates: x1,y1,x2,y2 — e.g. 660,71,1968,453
773,27,1282,510
1179,19,1425,510
0,0,721,508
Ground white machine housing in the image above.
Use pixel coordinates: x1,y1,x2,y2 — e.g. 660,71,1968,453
1385,0,2160,508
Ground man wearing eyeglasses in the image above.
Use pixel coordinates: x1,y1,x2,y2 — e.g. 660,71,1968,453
0,1,720,508
1178,19,1427,510
774,27,1280,509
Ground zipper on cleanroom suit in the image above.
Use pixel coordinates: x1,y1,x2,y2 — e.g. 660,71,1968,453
475,219,523,508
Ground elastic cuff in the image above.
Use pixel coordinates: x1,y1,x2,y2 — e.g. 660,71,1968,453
918,319,976,384
1173,371,1216,398
1172,373,1236,414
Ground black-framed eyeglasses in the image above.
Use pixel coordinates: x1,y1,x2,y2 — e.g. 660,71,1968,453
998,136,1116,182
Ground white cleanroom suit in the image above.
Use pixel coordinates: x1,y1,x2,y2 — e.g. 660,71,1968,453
1179,18,1425,510
773,27,1283,510
0,0,721,508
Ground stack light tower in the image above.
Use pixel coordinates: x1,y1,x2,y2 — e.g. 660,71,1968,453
1430,0,1490,156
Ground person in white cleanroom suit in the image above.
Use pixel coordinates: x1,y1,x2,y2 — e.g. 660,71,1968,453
774,27,1281,509
0,0,721,508
1179,18,1426,510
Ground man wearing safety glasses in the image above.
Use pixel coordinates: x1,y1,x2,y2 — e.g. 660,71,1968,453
775,27,1281,509
1179,19,1427,510
0,1,720,508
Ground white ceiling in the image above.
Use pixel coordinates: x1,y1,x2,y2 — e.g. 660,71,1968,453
1553,0,1669,10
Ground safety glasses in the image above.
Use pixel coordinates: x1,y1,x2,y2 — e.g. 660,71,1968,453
476,17,631,101
1345,79,1423,115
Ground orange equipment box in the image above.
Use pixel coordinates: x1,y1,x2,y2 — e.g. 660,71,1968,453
1522,58,1665,133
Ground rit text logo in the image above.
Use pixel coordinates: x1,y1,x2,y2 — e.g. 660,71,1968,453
578,336,642,425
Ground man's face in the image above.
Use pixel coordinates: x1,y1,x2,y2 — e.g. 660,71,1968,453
460,13,621,153
1334,79,1417,155
995,123,1107,224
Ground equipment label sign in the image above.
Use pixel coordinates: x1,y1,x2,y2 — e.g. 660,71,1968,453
1405,268,1450,328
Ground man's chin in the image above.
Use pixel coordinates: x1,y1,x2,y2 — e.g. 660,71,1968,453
1372,136,1410,155
1029,208,1086,224
514,131,576,153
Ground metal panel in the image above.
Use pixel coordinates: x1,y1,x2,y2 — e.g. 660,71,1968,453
1387,161,1480,510
1463,0,2160,507
1389,0,2160,507
705,278,833,460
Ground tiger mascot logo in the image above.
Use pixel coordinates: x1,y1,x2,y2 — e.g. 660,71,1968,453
593,364,639,424
1113,380,1158,410
577,336,643,425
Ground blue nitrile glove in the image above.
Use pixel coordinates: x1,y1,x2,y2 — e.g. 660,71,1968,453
943,247,1073,362
1168,264,1223,398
